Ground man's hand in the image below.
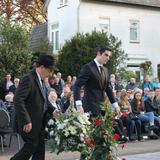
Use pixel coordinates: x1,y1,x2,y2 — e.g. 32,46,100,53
23,123,32,133
115,106,121,119
53,109,62,117
76,105,84,113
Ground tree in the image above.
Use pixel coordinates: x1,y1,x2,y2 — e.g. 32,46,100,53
57,31,127,78
140,60,152,80
0,18,32,80
0,0,46,29
117,68,136,87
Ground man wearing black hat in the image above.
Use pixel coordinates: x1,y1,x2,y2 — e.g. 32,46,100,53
10,54,56,160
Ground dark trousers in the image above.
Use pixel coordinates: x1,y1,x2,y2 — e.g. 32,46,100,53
10,130,45,160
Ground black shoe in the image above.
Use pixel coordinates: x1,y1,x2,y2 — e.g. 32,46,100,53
149,134,159,140
138,137,145,142
0,143,7,147
119,137,128,144
129,137,137,142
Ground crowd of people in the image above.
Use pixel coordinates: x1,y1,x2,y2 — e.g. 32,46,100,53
1,72,160,145
111,76,160,143
0,52,160,160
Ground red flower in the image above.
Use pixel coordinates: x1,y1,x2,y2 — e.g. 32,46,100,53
113,133,120,140
121,157,126,160
89,139,95,145
86,139,96,148
120,144,126,149
95,119,102,126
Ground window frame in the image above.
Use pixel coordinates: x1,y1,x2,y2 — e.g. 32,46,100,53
99,17,110,34
50,23,59,52
129,20,140,43
59,0,68,7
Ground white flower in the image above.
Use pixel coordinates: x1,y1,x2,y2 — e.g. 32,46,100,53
81,114,91,125
73,121,82,128
64,119,69,123
68,126,77,135
55,136,60,145
77,116,85,124
80,133,85,141
57,123,66,130
48,119,55,125
64,130,70,137
45,127,48,132
78,144,85,148
49,130,54,136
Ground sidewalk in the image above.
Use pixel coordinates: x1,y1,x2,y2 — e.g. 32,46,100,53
1,137,160,160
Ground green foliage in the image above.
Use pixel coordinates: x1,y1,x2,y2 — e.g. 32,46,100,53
87,101,118,160
57,31,127,78
31,38,53,55
0,18,32,79
46,102,119,160
117,68,136,85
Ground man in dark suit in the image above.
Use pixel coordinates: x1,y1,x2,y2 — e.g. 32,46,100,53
1,73,13,100
9,78,20,94
74,46,120,160
74,46,120,116
10,55,56,160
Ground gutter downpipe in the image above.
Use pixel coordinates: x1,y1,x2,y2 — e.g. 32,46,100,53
77,0,82,33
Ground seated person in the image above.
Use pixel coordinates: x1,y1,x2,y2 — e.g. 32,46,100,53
131,91,158,139
119,91,143,141
145,89,160,134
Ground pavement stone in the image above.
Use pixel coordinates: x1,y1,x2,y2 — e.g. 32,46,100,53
1,136,160,160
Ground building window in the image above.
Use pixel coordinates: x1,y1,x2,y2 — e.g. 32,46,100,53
60,0,68,6
55,31,59,50
99,17,110,33
50,23,59,52
130,20,140,43
158,64,160,81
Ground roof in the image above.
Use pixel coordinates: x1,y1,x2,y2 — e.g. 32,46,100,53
92,0,160,8
43,0,51,12
30,23,48,51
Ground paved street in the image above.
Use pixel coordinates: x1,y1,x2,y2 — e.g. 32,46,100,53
125,152,160,160
1,136,160,160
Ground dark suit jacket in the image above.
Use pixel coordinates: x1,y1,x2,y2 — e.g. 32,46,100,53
9,84,17,94
1,79,13,100
14,69,54,139
74,60,116,116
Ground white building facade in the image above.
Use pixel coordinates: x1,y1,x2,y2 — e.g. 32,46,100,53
45,0,160,80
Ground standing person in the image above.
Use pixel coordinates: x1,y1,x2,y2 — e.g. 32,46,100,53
74,46,119,115
10,54,55,160
9,78,20,94
74,46,120,160
1,73,13,100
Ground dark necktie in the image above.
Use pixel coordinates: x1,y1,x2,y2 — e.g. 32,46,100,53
41,79,48,113
41,80,46,94
99,66,105,86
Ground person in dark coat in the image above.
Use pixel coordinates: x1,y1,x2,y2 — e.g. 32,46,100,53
9,78,20,94
74,46,120,160
74,46,119,116
10,54,56,160
1,73,13,100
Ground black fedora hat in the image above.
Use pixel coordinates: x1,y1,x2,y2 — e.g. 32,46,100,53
36,54,55,69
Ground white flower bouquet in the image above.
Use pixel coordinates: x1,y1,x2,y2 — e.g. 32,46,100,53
46,110,91,155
